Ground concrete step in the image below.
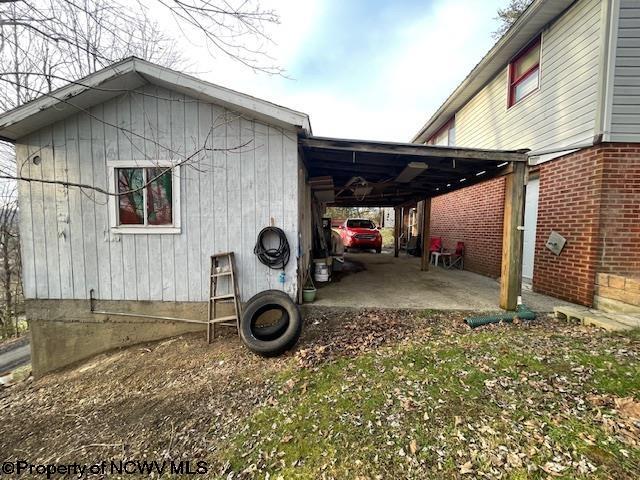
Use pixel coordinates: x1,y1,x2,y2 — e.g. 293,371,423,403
614,314,640,328
553,306,589,323
594,295,640,315
583,313,634,332
554,306,639,332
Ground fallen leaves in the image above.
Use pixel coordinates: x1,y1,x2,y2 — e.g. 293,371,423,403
459,461,474,474
542,459,569,476
294,309,420,368
615,396,640,421
409,439,418,455
1,308,639,479
587,393,640,448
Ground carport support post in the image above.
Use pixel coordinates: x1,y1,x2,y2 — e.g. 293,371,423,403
499,161,526,310
394,207,401,257
420,198,431,271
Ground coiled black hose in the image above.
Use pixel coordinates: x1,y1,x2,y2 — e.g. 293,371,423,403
254,227,290,269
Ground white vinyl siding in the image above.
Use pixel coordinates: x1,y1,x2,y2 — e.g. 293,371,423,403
454,0,603,152
610,0,640,142
16,85,300,302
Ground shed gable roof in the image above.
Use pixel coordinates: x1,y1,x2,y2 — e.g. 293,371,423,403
0,57,311,142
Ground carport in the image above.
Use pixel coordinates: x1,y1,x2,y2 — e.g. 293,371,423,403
299,136,529,310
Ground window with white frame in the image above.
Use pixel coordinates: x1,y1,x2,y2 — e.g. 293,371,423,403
107,161,181,233
428,119,456,146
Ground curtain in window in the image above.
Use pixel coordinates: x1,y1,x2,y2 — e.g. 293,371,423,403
117,168,144,224
146,168,173,225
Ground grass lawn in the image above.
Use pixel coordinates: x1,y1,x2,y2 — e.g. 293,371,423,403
220,314,640,479
1,309,638,479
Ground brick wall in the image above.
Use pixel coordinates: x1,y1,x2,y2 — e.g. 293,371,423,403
598,145,640,275
532,144,640,306
430,177,505,278
532,147,605,306
429,143,640,307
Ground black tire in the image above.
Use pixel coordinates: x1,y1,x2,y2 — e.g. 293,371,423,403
247,290,290,341
376,247,382,253
240,291,302,356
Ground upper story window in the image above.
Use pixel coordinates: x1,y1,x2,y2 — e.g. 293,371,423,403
107,160,181,234
508,37,541,107
428,119,456,146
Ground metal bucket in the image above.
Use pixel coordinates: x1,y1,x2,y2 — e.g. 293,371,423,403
314,263,329,282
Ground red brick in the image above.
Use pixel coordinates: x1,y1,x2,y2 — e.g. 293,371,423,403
430,177,505,278
430,143,640,307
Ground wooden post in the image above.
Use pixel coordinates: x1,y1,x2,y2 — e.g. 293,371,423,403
394,207,400,257
420,198,431,271
500,162,526,310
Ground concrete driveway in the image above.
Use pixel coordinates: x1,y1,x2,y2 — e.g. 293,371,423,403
0,337,31,374
314,251,578,312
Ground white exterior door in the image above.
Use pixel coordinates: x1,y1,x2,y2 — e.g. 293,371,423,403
522,177,540,282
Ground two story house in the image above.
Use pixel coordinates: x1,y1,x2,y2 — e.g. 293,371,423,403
414,0,640,312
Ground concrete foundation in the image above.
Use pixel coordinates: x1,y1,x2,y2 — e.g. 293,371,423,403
594,273,640,314
26,299,233,377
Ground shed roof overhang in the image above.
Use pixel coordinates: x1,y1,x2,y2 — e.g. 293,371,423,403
301,136,528,207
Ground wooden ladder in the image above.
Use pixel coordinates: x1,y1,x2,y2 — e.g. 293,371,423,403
208,252,241,343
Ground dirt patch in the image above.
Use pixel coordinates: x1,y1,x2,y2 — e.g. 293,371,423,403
294,308,458,368
0,330,282,466
0,308,442,469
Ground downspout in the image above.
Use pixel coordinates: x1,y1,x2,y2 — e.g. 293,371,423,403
592,0,619,306
595,0,620,143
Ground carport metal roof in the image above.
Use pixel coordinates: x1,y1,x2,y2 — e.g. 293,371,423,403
300,136,529,207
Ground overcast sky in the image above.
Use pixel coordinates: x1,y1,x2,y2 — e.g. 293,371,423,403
172,0,506,142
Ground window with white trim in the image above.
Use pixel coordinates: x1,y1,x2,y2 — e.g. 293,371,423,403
427,119,456,146
107,161,181,234
508,37,541,107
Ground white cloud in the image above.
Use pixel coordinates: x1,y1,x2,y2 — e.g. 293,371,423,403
170,0,504,142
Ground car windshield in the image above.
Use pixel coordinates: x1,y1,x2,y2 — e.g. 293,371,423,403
347,219,375,229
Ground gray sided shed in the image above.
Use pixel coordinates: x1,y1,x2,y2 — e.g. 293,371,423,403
0,57,312,375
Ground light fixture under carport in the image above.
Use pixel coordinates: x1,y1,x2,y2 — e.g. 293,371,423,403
394,161,428,183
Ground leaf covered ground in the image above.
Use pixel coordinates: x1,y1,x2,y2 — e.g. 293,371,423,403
1,308,639,479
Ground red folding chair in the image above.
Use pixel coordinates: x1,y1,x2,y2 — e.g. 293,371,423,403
447,241,465,270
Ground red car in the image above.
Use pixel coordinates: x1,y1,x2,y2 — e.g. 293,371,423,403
338,218,382,253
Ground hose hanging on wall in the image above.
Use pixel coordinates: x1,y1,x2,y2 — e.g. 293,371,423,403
254,226,290,269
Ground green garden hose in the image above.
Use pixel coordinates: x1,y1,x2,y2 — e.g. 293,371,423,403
465,304,536,328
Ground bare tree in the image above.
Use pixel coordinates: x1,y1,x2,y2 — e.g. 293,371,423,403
0,0,281,337
0,183,21,339
0,0,280,79
492,0,534,39
0,0,280,170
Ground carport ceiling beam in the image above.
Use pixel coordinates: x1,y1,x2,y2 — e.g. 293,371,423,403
310,154,494,174
300,138,529,163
